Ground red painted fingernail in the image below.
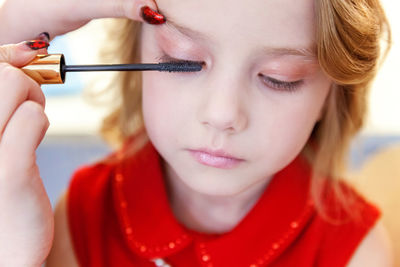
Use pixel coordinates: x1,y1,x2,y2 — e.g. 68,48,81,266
36,32,50,43
140,6,166,25
24,40,50,50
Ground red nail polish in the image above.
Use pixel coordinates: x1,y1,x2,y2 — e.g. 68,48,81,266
36,32,50,43
140,6,166,25
25,40,50,50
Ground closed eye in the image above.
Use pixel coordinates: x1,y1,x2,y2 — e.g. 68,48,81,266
157,54,204,66
258,74,303,92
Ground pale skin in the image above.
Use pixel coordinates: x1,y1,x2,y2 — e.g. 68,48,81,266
0,0,393,266
141,0,330,233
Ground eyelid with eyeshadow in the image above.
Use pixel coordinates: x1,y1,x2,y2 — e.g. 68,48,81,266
258,74,304,92
157,53,205,66
156,53,302,92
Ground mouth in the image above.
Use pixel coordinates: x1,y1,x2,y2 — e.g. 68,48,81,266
187,148,244,169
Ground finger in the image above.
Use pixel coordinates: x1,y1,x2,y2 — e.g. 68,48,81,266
36,32,50,43
1,0,160,45
0,101,49,172
81,0,160,22
0,42,40,67
32,32,50,54
0,43,47,137
35,47,48,55
0,63,46,136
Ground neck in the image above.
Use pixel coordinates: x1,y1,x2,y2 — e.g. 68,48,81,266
163,164,271,234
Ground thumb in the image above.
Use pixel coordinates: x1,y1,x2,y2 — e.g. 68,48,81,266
0,42,40,68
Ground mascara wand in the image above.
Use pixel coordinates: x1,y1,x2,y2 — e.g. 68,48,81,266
21,54,203,84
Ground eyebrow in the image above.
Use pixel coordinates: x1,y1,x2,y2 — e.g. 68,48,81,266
164,17,210,42
261,47,317,59
162,13,317,59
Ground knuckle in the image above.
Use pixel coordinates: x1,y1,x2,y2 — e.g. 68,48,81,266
42,113,50,130
0,62,8,69
0,64,30,93
0,64,35,99
19,101,46,122
0,46,11,62
19,101,49,130
0,63,19,81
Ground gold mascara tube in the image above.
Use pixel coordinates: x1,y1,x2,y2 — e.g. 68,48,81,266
22,54,65,84
21,54,203,85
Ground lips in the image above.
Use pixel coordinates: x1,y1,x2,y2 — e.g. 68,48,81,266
188,148,244,169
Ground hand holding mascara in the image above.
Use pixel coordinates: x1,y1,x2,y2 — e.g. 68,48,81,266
21,53,203,85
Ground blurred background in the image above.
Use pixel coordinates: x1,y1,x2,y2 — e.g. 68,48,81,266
35,0,399,264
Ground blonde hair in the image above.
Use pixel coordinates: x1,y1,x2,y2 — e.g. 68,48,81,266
95,0,391,220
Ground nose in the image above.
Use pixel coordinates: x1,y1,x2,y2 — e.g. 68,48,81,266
198,72,248,134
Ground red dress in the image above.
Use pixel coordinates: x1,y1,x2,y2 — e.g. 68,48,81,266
67,141,380,267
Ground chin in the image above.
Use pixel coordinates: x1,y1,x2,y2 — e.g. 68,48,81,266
178,171,262,197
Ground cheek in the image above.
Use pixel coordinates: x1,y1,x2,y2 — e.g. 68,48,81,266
273,107,316,148
253,83,331,161
254,105,312,154
142,73,172,140
284,92,329,148
142,72,190,145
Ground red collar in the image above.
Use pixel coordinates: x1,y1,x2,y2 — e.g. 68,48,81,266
112,142,315,266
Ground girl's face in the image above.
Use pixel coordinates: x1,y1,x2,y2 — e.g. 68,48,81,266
141,0,332,196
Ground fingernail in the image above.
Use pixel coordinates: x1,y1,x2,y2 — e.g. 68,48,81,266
24,40,50,50
36,32,50,43
140,6,166,25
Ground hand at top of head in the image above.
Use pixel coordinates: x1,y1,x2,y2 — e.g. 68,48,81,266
0,0,161,44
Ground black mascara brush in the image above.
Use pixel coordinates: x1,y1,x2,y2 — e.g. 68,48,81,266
21,54,203,84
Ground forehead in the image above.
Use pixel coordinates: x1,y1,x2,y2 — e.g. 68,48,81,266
157,0,316,52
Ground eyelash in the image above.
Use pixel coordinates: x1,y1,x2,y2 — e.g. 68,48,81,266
258,74,303,92
157,54,202,66
157,53,303,92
